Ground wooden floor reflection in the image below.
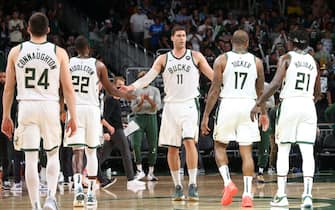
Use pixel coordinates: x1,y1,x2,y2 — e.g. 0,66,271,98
1,172,335,210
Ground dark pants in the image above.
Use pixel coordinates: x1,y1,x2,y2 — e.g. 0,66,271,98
98,129,135,181
13,150,24,183
257,128,270,169
0,133,10,182
131,114,158,166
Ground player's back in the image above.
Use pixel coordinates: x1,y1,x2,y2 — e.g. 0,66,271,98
162,49,200,102
16,41,60,101
220,51,258,99
69,57,99,106
280,51,317,99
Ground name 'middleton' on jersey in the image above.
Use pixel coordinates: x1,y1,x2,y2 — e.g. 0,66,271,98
162,49,200,102
220,51,258,99
16,41,60,101
280,51,317,99
69,57,99,106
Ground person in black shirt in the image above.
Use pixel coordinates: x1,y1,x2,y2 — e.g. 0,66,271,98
98,76,145,190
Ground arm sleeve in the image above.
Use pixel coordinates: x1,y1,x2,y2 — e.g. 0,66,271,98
132,68,159,90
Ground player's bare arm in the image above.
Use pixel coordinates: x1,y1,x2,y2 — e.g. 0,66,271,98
250,53,290,121
1,46,19,138
192,51,214,81
255,57,269,131
201,54,225,135
255,57,265,111
313,61,321,101
58,46,77,136
97,60,133,100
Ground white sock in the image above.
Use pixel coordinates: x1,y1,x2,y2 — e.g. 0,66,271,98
188,168,197,185
243,176,253,196
40,167,47,183
171,170,182,187
277,176,287,196
259,167,264,174
25,151,41,209
87,178,96,195
85,148,98,177
148,166,154,175
73,173,82,190
303,177,313,196
137,164,143,172
219,165,231,186
46,149,60,197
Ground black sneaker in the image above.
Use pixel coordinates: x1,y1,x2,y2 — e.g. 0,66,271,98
101,177,117,189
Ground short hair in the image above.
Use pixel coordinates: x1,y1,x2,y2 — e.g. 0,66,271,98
288,29,309,50
171,25,186,36
28,12,49,37
231,30,249,45
74,35,89,53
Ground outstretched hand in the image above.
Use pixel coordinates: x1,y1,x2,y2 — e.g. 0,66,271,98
200,115,211,136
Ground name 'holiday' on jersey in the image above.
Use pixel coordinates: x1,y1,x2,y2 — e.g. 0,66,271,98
220,51,258,99
280,51,317,99
69,57,99,106
162,49,200,102
16,41,60,101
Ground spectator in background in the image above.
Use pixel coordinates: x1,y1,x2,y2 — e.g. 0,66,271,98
129,6,147,46
187,26,202,51
8,11,24,47
149,16,164,51
130,70,161,181
143,12,154,50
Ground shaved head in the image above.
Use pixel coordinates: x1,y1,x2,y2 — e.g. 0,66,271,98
232,30,249,45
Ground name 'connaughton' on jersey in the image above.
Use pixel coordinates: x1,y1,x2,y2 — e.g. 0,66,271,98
162,49,199,102
15,41,60,101
220,51,258,99
280,51,317,99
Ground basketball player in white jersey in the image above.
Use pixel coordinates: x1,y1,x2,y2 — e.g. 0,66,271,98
122,25,213,201
250,29,320,208
1,12,77,210
65,35,134,207
201,30,267,208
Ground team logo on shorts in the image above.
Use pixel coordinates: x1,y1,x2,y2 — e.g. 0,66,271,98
186,56,191,60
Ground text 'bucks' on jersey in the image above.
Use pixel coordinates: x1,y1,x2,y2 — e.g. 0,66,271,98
162,49,200,102
16,41,60,101
69,57,99,106
280,51,317,99
220,51,258,99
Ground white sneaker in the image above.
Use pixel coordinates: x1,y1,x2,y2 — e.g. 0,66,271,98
73,185,85,207
135,170,145,180
147,173,159,181
43,196,58,210
10,182,22,192
301,194,313,208
127,179,146,187
87,192,97,206
270,194,289,207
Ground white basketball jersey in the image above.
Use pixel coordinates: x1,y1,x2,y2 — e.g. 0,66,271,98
220,51,258,99
162,49,200,102
280,51,317,99
16,41,60,101
69,57,99,106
